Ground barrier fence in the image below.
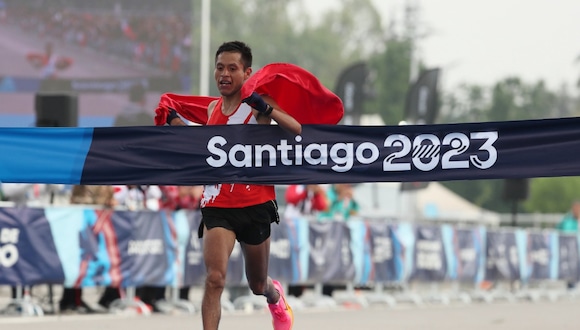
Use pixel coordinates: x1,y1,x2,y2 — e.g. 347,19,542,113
0,206,578,290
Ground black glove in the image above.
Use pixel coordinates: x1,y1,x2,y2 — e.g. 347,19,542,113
166,107,180,125
242,92,273,115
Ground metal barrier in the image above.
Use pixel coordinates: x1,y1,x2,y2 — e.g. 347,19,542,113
0,206,578,316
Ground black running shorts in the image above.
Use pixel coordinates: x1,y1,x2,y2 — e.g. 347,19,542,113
199,200,280,245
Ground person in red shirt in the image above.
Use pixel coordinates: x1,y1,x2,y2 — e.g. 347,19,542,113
284,185,329,221
165,41,299,330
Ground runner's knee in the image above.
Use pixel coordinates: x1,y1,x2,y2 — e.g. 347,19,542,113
205,270,227,290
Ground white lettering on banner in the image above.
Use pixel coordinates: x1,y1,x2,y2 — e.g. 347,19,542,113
270,239,290,259
372,237,393,263
530,249,549,265
187,251,202,265
486,244,514,272
0,244,18,268
206,131,498,173
509,246,518,265
127,239,163,255
459,248,476,262
311,237,326,266
341,240,351,265
416,240,442,270
189,231,201,250
0,228,20,244
0,228,20,268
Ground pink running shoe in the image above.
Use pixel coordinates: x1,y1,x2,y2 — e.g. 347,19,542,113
268,280,294,330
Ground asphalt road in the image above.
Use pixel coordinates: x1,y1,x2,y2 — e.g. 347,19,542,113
1,299,579,330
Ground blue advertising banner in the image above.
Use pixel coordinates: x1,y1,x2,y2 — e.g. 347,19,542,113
3,117,580,185
268,221,294,283
3,206,580,289
557,234,580,282
307,222,355,283
368,221,402,283
526,231,552,281
348,220,372,285
0,207,65,285
449,227,482,283
180,210,205,287
286,217,309,283
410,225,447,282
226,245,245,286
394,223,415,281
124,211,173,287
485,230,520,281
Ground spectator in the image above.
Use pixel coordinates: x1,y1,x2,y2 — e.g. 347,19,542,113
59,185,115,314
556,200,580,233
284,184,329,221
318,183,360,297
159,185,203,212
318,184,360,222
112,185,162,211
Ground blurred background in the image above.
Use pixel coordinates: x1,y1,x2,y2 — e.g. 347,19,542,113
1,0,580,224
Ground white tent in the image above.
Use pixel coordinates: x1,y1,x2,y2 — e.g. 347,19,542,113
353,181,500,226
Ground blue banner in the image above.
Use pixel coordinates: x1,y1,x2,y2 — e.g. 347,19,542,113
410,225,447,282
1,206,579,288
485,230,520,281
557,234,580,282
268,221,294,283
307,222,355,283
368,221,402,283
449,227,483,283
0,207,65,285
2,117,580,185
179,210,204,287
526,231,552,281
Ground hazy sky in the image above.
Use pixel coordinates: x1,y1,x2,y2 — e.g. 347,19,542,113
305,0,580,93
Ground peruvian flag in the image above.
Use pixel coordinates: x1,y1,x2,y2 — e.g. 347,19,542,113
155,63,344,125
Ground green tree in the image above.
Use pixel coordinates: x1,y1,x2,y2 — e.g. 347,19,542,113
364,32,412,125
440,77,571,214
523,177,580,213
439,83,488,123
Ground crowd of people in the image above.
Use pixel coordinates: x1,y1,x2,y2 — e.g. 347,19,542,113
4,0,192,75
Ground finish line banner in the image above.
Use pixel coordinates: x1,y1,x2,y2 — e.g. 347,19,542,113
1,117,580,185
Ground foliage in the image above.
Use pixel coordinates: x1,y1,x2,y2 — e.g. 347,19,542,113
522,177,580,213
189,0,579,215
365,36,412,125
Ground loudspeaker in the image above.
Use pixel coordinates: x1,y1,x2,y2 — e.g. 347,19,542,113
502,178,529,201
35,93,78,127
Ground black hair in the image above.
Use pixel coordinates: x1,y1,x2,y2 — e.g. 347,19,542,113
215,41,253,68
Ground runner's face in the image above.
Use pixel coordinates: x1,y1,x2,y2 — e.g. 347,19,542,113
214,51,251,97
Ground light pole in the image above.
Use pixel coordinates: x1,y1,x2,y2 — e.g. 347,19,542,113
199,0,211,96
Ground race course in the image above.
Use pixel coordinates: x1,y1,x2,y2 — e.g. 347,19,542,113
1,300,579,330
